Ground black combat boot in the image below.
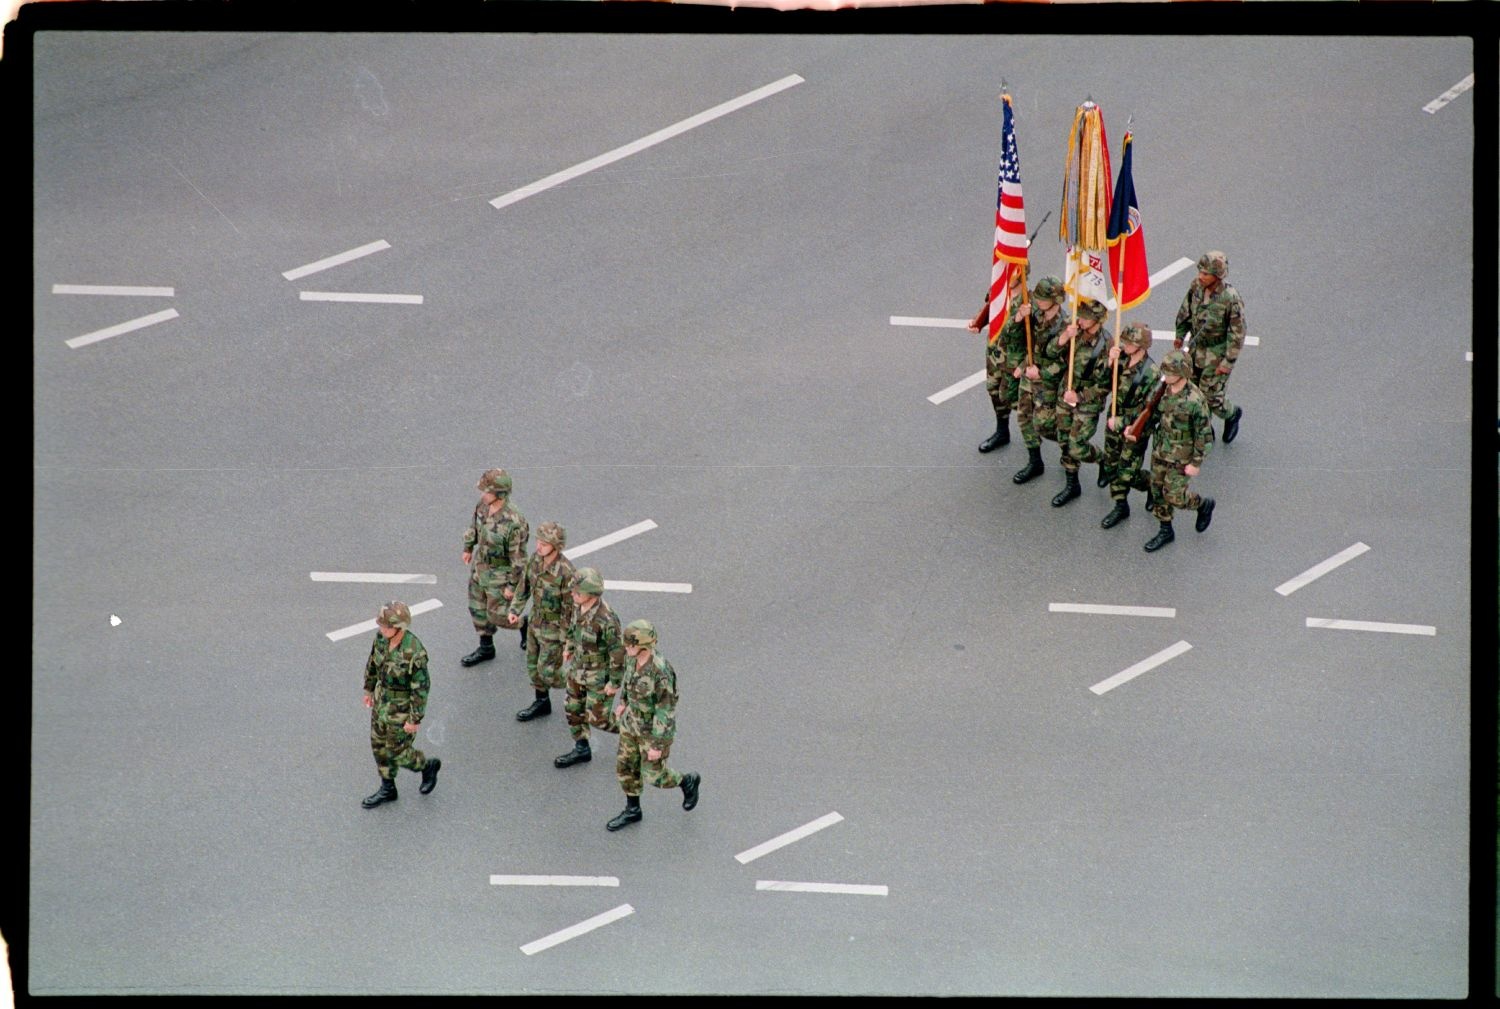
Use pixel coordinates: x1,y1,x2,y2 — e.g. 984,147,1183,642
607,795,643,831
516,689,552,721
978,415,1010,452
361,777,398,809
1012,446,1045,484
1100,498,1130,529
460,635,496,667
419,757,442,794
1097,463,1113,488
518,615,529,650
554,740,592,768
1144,521,1175,552
1195,496,1216,533
680,772,701,811
1050,469,1082,507
1222,406,1243,444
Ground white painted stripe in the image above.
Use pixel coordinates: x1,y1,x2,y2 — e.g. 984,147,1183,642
300,291,423,304
1273,542,1370,596
64,308,180,349
1423,73,1474,114
281,240,392,281
1101,257,1194,310
1150,330,1259,347
1305,617,1436,637
889,316,970,329
520,904,634,956
491,74,804,211
327,598,443,642
490,875,619,887
310,572,437,584
1089,640,1192,695
1049,603,1176,619
52,284,174,297
563,520,658,560
928,369,986,405
756,881,888,896
734,811,844,864
602,580,693,593
1465,351,1472,362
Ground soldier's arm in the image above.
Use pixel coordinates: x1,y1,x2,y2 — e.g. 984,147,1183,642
1223,293,1247,363
604,617,626,689
1174,289,1193,342
506,517,530,592
1190,401,1212,467
648,661,678,748
462,504,480,552
407,647,430,726
507,556,535,619
363,637,382,694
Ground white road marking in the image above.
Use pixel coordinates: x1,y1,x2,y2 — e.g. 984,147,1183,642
310,572,437,584
327,598,442,642
65,308,181,349
1274,542,1370,596
52,284,174,297
1101,257,1195,310
299,291,423,304
1151,330,1259,347
1465,351,1472,362
490,875,620,887
1049,603,1176,619
734,811,844,864
520,904,634,956
490,75,804,211
563,520,658,560
890,316,969,329
1423,73,1474,114
602,580,692,593
1305,617,1436,637
928,370,986,405
1089,640,1192,695
281,240,392,281
756,881,888,896
109,615,121,627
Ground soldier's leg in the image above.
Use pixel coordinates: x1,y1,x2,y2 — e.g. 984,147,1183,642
641,740,683,790
1013,380,1046,484
462,571,499,666
1051,401,1083,506
979,352,1011,452
555,672,593,767
608,734,645,830
585,682,620,734
387,722,428,775
363,717,400,807
516,631,553,721
1144,462,1178,552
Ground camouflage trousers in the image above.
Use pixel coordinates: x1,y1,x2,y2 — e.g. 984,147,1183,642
1190,348,1237,420
1017,379,1060,449
1102,427,1151,500
1148,457,1203,522
985,351,1021,420
467,566,515,635
1055,400,1103,471
370,712,428,781
525,630,567,691
616,733,682,797
563,666,620,741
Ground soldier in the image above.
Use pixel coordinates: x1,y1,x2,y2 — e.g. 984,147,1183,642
1049,297,1113,507
554,566,625,769
505,521,576,722
966,268,1028,452
1099,322,1159,529
606,620,700,832
460,469,530,666
1143,350,1216,552
360,601,441,809
1174,250,1246,443
1012,275,1072,484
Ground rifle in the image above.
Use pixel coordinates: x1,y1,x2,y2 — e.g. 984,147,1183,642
1123,378,1165,444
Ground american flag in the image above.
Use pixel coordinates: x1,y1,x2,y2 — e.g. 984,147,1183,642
988,93,1028,344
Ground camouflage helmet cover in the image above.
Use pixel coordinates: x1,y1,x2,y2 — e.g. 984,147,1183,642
1076,298,1107,323
1160,349,1193,378
623,619,657,647
479,468,512,495
1121,321,1153,347
573,567,604,594
536,521,566,548
376,600,412,630
1032,275,1065,301
1196,250,1228,278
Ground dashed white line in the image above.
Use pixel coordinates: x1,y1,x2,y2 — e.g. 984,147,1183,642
755,881,888,896
490,875,620,887
890,316,969,329
564,520,658,560
1423,73,1474,114
299,291,423,304
602,580,693,594
327,598,443,642
520,903,634,955
1305,617,1436,637
1274,542,1370,596
52,284,174,297
490,74,804,211
735,811,843,865
928,370,986,405
281,240,392,281
64,308,181,349
1089,640,1192,695
311,572,437,584
1049,603,1176,619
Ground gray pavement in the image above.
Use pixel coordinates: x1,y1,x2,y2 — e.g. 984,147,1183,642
30,26,1476,997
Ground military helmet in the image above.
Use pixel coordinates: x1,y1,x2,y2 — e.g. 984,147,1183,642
1033,275,1065,301
1121,321,1153,347
536,521,566,548
1159,349,1193,378
1076,298,1107,323
573,567,604,594
478,468,512,495
376,600,412,631
1196,250,1228,278
622,619,657,647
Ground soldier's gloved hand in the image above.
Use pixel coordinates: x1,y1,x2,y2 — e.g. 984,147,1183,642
1063,389,1079,407
403,721,420,734
1185,463,1200,477
462,551,472,565
1025,365,1041,380
604,684,617,696
1124,429,1138,443
1059,324,1075,345
364,692,373,709
1107,416,1120,432
1108,345,1121,364
646,748,662,762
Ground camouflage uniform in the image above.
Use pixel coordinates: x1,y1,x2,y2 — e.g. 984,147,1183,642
977,282,1029,450
360,602,440,808
1101,326,1159,505
1054,307,1113,474
565,572,625,739
606,620,699,831
1174,251,1246,423
462,470,529,637
1148,361,1214,522
1021,302,1073,447
508,522,577,695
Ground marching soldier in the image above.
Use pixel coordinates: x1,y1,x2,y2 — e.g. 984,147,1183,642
1050,297,1113,507
460,469,529,666
607,620,700,832
1143,350,1216,552
966,268,1029,452
360,601,441,808
505,521,576,723
1174,250,1246,443
1012,275,1072,484
1099,322,1158,529
554,566,625,769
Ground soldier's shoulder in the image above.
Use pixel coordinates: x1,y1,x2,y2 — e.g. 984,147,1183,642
505,504,528,524
400,631,427,655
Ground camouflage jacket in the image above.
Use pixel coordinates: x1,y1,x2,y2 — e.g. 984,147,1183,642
987,303,1032,370
1151,381,1213,469
1111,351,1160,430
1059,326,1113,407
1029,307,1073,389
1174,279,1246,363
463,500,529,586
617,651,678,745
508,552,577,637
567,598,625,686
363,630,430,726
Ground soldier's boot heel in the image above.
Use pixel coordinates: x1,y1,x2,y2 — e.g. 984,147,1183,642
554,740,592,767
979,416,1010,453
680,772,701,811
1101,499,1130,529
1051,470,1082,507
1144,521,1175,552
1097,464,1113,489
361,778,398,809
1012,447,1045,484
1194,497,1216,533
518,616,529,650
460,636,496,667
1222,406,1243,444
517,690,552,721
419,757,442,794
607,798,643,832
